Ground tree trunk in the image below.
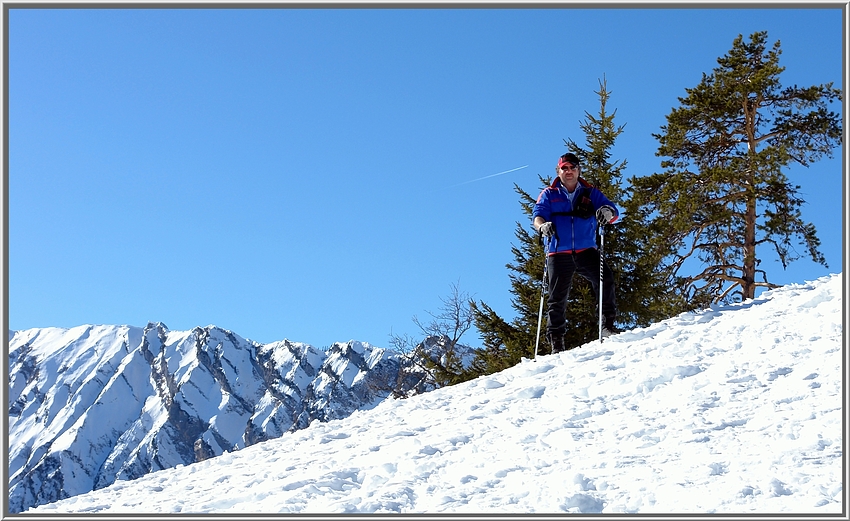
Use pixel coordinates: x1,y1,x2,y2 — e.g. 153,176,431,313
742,95,759,301
743,195,757,300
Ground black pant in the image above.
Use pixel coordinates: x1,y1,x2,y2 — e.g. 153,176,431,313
546,248,616,338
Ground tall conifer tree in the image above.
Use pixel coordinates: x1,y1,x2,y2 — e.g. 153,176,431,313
469,78,637,373
630,31,842,306
568,77,675,335
558,77,626,348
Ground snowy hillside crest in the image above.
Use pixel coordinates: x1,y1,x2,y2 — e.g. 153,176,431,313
13,273,845,514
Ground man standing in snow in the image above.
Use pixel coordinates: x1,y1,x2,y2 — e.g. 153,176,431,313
532,152,619,353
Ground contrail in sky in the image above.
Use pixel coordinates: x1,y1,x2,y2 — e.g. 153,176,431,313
447,165,529,188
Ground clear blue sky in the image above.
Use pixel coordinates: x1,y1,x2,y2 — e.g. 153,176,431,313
7,6,845,349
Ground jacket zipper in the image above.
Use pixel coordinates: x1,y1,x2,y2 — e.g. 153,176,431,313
564,184,577,252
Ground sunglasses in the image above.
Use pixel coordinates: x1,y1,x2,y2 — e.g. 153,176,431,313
559,164,578,171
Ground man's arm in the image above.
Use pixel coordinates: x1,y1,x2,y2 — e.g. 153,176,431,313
532,216,547,232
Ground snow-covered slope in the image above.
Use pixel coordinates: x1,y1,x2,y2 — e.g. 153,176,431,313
24,274,844,514
8,323,421,513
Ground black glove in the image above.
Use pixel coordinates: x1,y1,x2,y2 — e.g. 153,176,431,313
596,206,615,226
539,221,555,238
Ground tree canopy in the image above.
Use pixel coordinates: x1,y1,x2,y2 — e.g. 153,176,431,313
629,31,842,306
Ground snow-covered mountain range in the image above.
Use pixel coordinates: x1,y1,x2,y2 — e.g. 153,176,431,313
8,322,431,513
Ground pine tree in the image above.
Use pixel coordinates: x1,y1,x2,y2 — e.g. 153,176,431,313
630,31,842,306
561,77,672,345
469,78,637,373
557,77,625,348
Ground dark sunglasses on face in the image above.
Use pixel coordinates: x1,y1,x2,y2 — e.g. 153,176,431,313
560,164,578,171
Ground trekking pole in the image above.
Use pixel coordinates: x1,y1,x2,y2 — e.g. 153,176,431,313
534,236,549,359
598,224,605,343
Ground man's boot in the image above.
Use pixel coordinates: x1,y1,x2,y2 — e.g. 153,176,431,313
601,316,620,338
549,334,566,354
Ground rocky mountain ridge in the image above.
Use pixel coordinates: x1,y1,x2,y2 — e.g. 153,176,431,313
8,322,428,513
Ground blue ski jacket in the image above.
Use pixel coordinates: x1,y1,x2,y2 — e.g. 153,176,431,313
532,176,619,256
